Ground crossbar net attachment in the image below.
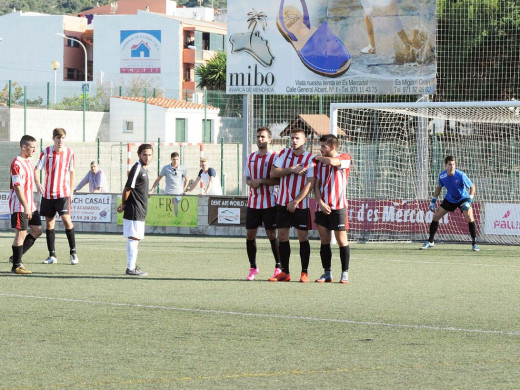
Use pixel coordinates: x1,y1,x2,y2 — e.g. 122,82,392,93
332,101,520,244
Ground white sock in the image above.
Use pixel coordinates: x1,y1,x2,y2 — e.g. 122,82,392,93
127,239,139,270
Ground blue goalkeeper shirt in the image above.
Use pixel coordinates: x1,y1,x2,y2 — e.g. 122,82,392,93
438,169,473,203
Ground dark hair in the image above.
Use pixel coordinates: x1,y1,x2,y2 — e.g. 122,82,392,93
20,135,36,148
137,143,153,155
52,128,66,138
171,152,180,158
319,134,338,149
290,128,306,137
257,126,272,137
444,155,456,164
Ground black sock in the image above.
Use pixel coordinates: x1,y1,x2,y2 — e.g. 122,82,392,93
428,221,439,243
269,238,281,268
46,229,56,257
279,240,290,274
468,221,477,245
12,245,23,268
340,245,350,272
320,244,332,271
246,239,257,268
300,240,310,273
65,228,76,255
22,234,37,254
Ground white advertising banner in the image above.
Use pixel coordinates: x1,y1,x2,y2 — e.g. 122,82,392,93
57,194,112,223
484,203,520,236
120,30,161,74
0,192,9,220
226,0,436,95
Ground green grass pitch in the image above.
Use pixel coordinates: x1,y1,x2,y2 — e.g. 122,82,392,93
1,232,519,389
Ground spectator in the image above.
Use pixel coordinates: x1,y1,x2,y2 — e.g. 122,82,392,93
150,152,188,195
184,157,223,196
74,161,109,193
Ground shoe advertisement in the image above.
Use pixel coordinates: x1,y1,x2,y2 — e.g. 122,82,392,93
226,0,436,95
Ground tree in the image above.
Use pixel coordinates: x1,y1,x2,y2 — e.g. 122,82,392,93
195,51,226,91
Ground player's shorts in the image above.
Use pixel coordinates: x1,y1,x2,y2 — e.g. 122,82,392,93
276,205,311,231
123,219,145,240
40,197,71,218
246,206,277,230
440,198,470,213
315,208,348,231
11,210,42,230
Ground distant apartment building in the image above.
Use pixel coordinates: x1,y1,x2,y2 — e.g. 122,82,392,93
0,0,226,99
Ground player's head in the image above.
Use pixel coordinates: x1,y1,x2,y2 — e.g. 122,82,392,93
256,126,272,150
90,161,99,173
20,135,37,158
319,134,338,157
444,155,456,174
137,143,153,167
171,152,180,167
200,157,208,171
52,128,66,148
290,128,306,150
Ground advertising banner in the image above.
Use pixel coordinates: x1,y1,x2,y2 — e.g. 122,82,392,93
56,194,112,223
484,203,520,236
226,0,436,95
117,195,198,227
0,192,9,220
120,30,161,74
208,197,248,226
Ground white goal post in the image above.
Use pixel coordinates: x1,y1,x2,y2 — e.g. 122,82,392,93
330,101,520,244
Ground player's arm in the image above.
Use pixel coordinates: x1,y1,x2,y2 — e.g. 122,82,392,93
246,176,279,188
117,187,131,213
14,185,32,219
204,176,214,195
270,165,304,178
314,155,341,166
149,175,164,194
287,177,315,212
314,177,331,215
429,185,442,211
70,170,75,199
34,168,44,194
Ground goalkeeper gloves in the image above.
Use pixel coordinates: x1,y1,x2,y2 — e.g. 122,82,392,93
460,195,474,211
429,197,437,212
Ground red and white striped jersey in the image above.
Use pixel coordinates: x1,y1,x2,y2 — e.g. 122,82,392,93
9,156,37,213
35,146,75,199
273,148,314,209
314,153,352,210
244,150,278,209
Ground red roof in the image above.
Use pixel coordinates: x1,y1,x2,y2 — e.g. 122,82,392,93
114,96,219,111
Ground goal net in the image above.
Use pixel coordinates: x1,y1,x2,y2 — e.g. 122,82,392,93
331,101,520,245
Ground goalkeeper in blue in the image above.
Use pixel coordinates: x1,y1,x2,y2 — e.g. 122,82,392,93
421,155,479,251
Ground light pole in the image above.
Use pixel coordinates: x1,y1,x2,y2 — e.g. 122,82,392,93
50,60,60,104
56,33,88,83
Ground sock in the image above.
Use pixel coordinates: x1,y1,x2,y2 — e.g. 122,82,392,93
340,245,350,272
12,245,23,268
127,239,139,270
320,244,332,271
278,240,290,274
246,239,257,268
428,221,439,243
46,229,56,257
65,228,76,255
270,238,281,269
300,240,310,273
468,221,477,245
22,234,36,254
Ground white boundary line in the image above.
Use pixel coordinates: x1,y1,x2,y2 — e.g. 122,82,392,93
1,292,519,337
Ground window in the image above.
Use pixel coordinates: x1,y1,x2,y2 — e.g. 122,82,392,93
66,68,75,80
202,119,211,142
66,36,80,48
124,120,134,133
176,119,186,142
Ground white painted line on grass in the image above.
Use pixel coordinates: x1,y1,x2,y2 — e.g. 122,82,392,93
1,292,519,337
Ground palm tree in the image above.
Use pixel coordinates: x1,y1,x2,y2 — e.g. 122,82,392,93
195,51,227,91
247,9,267,45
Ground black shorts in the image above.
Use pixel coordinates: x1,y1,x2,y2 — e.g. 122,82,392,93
40,197,71,218
246,207,277,230
315,208,348,231
11,210,42,230
275,205,311,231
440,198,469,213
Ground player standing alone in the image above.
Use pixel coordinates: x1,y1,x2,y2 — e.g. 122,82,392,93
118,144,154,276
9,135,43,274
35,128,78,265
421,155,479,251
244,127,281,281
313,134,352,284
269,128,315,282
